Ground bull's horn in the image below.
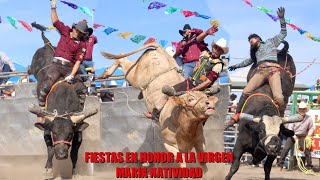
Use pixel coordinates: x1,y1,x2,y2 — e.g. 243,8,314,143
101,43,160,60
70,108,98,123
240,113,261,123
28,104,55,122
281,114,304,124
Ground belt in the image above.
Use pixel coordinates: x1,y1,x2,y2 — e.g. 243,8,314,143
53,58,73,66
258,62,280,69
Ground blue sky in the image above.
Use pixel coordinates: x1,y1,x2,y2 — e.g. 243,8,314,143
0,0,319,85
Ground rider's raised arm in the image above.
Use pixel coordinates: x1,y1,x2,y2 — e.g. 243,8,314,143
234,58,254,68
270,7,287,47
51,0,59,24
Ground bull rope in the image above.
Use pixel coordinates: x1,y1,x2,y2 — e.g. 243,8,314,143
118,90,144,116
294,140,320,176
240,93,280,116
45,80,66,110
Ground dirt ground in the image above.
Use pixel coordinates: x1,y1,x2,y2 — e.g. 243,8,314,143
0,156,319,180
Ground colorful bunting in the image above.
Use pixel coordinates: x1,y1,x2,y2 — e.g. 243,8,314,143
118,32,132,39
0,16,2,23
165,7,180,14
286,23,299,30
60,1,78,9
305,32,313,39
93,23,105,29
194,12,211,19
159,40,168,47
6,16,17,29
144,37,157,45
266,13,279,22
297,28,306,35
256,6,272,13
18,20,32,32
171,42,178,48
180,10,196,17
210,20,220,27
243,0,253,7
148,1,166,10
130,35,146,44
79,5,93,17
103,27,118,35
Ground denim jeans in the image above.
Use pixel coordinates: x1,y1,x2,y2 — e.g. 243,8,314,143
0,64,12,85
182,61,197,78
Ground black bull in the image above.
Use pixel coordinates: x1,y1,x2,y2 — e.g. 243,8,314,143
226,41,300,180
28,32,97,175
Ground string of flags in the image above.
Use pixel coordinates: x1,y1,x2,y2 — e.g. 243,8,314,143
242,0,320,42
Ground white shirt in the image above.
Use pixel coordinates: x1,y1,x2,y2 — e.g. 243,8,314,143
0,51,16,72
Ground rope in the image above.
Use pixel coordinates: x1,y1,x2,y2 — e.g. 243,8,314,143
46,42,55,52
118,90,144,116
240,93,280,116
294,139,320,176
45,80,66,110
290,58,316,78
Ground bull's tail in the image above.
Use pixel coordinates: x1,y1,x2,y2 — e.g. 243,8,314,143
31,22,47,32
280,41,289,53
101,43,161,60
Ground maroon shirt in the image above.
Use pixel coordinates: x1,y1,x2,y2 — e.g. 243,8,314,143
175,28,209,63
84,35,97,60
53,20,87,64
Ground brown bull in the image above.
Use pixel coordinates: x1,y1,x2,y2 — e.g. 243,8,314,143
99,43,219,172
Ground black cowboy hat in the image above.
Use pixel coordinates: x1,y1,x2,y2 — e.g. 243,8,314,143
248,34,262,42
72,20,91,34
179,24,191,36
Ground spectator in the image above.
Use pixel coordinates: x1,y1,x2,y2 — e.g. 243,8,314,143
229,93,237,112
99,80,117,102
277,101,314,170
0,51,16,85
0,81,15,98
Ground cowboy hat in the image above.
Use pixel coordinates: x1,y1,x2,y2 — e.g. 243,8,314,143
108,80,118,88
211,38,229,54
179,24,191,36
72,20,90,34
296,101,310,112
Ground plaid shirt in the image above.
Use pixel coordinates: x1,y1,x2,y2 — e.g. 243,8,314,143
0,51,16,72
235,18,287,68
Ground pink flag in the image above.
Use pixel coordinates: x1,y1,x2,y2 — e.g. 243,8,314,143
286,23,299,30
93,23,105,29
180,10,196,17
144,38,157,45
243,0,253,7
18,20,32,32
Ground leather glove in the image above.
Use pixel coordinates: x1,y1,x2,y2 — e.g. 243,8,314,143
206,26,218,35
228,65,237,71
65,75,74,83
277,7,285,18
51,0,57,8
305,136,313,149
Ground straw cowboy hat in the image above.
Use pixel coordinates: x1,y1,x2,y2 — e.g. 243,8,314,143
165,46,175,57
211,38,229,54
108,80,118,88
179,24,192,36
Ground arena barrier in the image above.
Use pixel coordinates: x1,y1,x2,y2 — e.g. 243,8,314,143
0,83,229,179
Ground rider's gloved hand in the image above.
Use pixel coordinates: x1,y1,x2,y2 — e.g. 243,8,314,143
228,65,238,71
51,0,57,8
64,75,74,83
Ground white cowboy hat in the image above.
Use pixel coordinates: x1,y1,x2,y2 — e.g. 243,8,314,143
296,101,310,112
211,38,229,54
108,80,118,87
165,46,175,57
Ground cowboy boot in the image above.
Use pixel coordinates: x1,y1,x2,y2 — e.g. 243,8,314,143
226,94,249,125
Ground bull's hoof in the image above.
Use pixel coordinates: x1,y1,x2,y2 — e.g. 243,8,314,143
43,168,54,179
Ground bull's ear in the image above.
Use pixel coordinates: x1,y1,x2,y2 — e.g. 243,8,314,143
279,124,294,137
34,122,51,131
75,122,89,132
